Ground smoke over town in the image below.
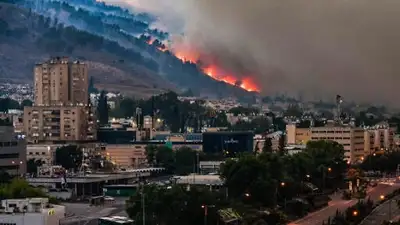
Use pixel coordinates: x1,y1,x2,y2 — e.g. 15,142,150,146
104,0,400,105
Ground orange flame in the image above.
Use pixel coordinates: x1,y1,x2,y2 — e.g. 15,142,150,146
149,38,260,92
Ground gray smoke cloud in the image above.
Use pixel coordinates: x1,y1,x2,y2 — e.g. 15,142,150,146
106,0,400,105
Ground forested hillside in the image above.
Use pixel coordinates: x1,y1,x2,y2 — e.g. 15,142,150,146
0,0,255,99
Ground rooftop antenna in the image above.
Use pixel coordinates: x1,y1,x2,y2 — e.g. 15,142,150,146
136,107,142,130
335,95,343,125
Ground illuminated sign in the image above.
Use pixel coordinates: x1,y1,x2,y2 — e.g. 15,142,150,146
224,138,239,144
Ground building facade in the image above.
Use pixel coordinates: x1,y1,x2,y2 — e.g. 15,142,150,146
105,145,147,169
363,122,395,155
286,123,365,163
0,126,26,176
33,57,88,106
0,198,65,225
26,144,63,166
310,126,365,163
202,131,254,156
24,105,96,142
24,57,96,143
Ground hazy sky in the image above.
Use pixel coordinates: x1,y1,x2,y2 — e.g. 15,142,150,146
103,0,400,105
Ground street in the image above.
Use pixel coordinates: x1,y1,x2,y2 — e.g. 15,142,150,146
60,197,128,225
288,184,399,225
359,195,400,225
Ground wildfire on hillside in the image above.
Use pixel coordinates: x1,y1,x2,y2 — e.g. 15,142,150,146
147,36,260,92
172,48,259,92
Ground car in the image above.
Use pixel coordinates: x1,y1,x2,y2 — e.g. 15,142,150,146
104,196,115,201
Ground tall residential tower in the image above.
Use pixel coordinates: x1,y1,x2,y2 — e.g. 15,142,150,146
24,57,96,143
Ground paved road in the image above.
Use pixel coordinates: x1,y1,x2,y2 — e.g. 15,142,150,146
360,195,400,225
288,184,399,225
61,198,128,225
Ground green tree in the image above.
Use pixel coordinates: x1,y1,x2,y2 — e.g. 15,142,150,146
262,137,273,153
220,154,277,207
0,170,11,183
97,91,109,125
0,98,20,112
0,178,46,200
145,145,157,166
126,185,222,225
117,97,136,118
284,104,303,117
55,145,83,171
361,151,400,172
155,146,175,173
20,99,33,108
175,147,197,175
26,159,44,175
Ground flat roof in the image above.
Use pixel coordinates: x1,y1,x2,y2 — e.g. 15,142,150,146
203,131,253,134
27,168,164,183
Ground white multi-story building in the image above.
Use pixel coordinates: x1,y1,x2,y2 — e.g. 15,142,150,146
0,198,65,225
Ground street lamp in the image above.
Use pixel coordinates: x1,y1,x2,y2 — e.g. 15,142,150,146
353,210,358,216
280,182,285,187
244,193,250,197
328,167,332,172
380,195,385,200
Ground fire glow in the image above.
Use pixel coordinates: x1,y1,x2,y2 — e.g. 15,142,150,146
147,37,260,92
174,50,260,92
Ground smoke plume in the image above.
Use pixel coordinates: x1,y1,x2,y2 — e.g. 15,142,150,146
106,0,400,105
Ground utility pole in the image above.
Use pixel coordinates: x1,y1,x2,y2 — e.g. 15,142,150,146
142,186,145,225
204,205,208,225
197,152,200,174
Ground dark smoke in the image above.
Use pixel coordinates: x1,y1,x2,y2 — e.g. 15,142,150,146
105,0,400,105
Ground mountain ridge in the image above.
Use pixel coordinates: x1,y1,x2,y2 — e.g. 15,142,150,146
0,0,256,99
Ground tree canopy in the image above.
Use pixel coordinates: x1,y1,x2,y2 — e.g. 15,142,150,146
126,185,226,225
26,159,44,175
360,151,400,172
55,145,83,171
97,90,109,125
220,140,347,208
145,145,198,175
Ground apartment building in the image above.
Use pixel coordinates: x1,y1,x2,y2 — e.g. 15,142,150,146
105,144,147,169
24,106,96,142
33,57,88,106
310,126,365,163
0,125,26,176
24,57,96,143
286,124,311,145
363,122,395,155
286,123,364,163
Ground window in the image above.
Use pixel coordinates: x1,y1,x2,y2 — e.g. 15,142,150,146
0,153,19,158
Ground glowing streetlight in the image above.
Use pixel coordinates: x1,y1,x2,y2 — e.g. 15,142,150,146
353,210,358,216
280,182,285,187
328,167,332,172
244,193,250,197
380,195,385,200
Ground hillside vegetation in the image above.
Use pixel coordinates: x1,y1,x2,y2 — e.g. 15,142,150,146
0,0,254,98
